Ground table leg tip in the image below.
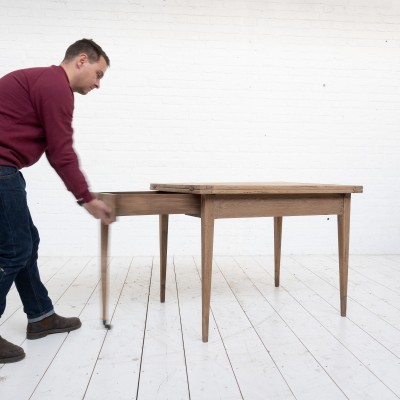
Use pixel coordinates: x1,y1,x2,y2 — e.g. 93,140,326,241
103,320,112,330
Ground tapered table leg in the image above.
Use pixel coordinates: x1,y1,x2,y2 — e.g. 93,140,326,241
338,194,351,316
101,222,110,328
159,214,169,303
201,195,215,343
274,217,283,287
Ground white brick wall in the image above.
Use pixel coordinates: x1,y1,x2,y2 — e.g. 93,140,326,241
1,0,399,255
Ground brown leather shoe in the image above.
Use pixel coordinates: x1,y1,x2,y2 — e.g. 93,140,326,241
26,313,82,340
0,336,25,363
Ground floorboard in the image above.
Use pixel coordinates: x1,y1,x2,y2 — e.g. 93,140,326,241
1,255,399,400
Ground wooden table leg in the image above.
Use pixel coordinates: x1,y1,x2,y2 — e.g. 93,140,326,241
274,217,283,287
100,221,110,328
338,194,351,316
201,195,215,343
159,214,169,303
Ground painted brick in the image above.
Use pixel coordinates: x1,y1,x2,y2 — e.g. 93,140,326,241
0,0,399,255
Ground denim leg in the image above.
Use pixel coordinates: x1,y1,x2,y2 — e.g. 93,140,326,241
0,167,54,321
14,211,55,322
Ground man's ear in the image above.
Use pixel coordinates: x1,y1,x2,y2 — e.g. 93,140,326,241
76,53,88,69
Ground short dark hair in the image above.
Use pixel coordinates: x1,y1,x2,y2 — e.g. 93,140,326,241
63,38,110,67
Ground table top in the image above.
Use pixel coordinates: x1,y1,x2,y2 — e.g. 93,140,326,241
150,182,363,195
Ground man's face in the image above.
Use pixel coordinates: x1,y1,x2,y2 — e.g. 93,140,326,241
73,55,108,95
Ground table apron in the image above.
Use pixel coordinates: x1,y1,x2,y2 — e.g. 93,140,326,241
212,194,345,218
97,192,201,216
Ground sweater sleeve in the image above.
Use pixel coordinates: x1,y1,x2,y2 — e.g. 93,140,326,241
31,68,94,203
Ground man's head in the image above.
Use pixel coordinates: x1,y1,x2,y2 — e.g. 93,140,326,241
61,39,110,95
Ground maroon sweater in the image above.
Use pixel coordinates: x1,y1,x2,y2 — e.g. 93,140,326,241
0,65,93,203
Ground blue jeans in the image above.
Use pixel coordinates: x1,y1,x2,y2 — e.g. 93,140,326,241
0,166,54,323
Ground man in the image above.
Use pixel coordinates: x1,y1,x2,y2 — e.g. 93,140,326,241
0,39,114,364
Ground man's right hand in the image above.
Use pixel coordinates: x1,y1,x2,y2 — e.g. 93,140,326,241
83,198,114,225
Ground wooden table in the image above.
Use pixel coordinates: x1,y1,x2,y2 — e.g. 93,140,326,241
98,182,363,342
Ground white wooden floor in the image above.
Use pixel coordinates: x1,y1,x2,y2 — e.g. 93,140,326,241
1,254,400,400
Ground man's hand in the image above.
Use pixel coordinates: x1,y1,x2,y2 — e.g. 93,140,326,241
83,198,114,225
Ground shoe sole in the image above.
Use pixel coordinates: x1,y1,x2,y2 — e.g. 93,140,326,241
26,322,82,340
0,352,26,363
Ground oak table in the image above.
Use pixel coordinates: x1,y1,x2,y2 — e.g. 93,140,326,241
98,182,363,342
